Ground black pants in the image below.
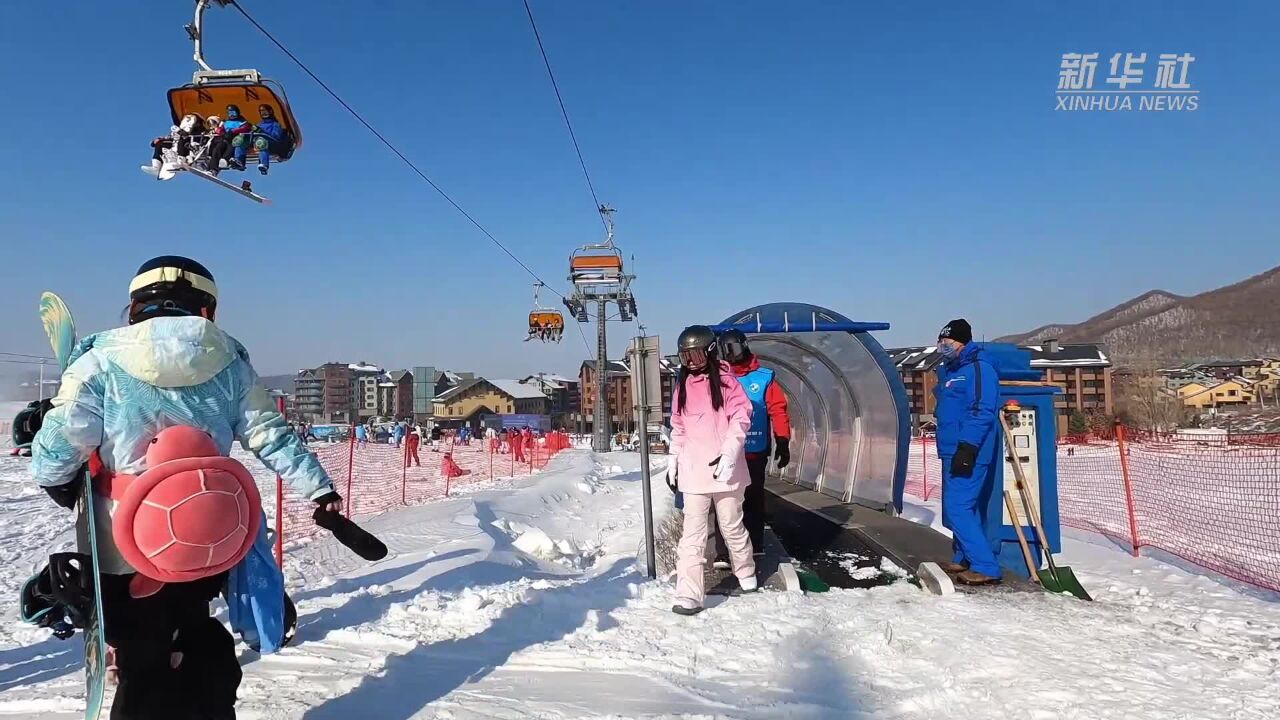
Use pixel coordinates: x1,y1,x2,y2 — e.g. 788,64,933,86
714,453,770,556
101,573,239,720
205,137,234,172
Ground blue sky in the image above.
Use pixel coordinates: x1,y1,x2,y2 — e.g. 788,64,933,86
1,1,1276,379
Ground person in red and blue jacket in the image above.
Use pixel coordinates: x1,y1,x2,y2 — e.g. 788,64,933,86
220,104,255,171
716,329,791,555
933,318,1002,585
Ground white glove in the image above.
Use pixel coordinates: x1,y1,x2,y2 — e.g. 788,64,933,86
711,454,737,481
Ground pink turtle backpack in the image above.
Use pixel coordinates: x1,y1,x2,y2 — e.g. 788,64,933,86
99,426,262,597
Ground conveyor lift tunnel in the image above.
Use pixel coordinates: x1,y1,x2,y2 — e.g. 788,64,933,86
712,302,909,514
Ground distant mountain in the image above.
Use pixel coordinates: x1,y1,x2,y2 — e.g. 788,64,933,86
995,266,1280,365
258,374,296,393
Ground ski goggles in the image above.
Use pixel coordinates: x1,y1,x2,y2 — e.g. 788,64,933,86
719,336,748,362
678,347,711,369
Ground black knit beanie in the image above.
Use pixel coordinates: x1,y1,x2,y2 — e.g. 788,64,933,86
938,318,973,344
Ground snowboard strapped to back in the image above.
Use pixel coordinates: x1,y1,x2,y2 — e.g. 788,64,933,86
99,426,262,597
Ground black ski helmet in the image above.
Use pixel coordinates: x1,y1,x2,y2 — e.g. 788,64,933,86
718,328,751,365
128,255,218,324
677,325,718,371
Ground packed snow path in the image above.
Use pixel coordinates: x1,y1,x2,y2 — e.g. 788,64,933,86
0,450,1278,719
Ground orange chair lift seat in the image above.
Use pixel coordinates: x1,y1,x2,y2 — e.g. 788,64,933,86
167,83,302,163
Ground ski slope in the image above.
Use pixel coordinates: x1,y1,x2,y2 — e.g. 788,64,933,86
0,449,1278,719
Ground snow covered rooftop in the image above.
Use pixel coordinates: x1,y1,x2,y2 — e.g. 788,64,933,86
431,377,483,403
886,346,943,372
1025,343,1110,368
489,379,548,400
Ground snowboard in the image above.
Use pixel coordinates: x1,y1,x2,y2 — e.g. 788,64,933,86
39,291,108,720
184,164,272,204
139,161,272,204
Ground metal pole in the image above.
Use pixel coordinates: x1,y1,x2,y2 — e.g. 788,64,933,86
274,395,286,568
593,297,611,453
634,338,657,579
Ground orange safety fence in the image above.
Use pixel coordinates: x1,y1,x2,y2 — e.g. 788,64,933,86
275,426,573,552
904,426,1280,593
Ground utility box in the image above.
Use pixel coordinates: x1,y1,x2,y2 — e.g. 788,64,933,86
979,344,1062,579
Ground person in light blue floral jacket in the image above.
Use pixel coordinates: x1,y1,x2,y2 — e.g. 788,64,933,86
32,255,340,720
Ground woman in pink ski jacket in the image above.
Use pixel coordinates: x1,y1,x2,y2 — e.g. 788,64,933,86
667,325,757,615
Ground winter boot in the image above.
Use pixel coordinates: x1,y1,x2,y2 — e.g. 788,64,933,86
955,570,1001,586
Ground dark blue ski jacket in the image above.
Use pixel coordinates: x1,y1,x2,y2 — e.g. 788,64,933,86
255,118,289,145
933,343,999,458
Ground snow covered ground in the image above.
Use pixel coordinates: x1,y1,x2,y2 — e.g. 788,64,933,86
1,449,1278,719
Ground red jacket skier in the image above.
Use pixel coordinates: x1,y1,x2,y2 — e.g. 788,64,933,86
405,426,421,468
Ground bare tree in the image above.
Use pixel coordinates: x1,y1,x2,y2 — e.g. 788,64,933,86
1114,363,1191,431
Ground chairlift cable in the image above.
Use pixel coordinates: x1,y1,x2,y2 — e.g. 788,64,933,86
522,0,608,233
226,1,594,355
226,2,562,298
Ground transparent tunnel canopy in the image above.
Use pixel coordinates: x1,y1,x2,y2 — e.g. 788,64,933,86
719,303,909,512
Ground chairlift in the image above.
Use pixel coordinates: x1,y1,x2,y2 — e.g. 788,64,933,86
526,283,565,343
569,245,625,286
149,1,301,202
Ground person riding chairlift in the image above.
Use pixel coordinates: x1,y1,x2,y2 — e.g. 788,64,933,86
221,104,255,172
199,115,235,177
145,113,205,180
232,104,293,176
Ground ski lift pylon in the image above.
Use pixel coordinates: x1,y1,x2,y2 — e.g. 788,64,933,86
526,283,565,343
167,0,302,163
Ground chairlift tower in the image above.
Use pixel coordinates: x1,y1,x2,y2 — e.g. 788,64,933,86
566,206,639,453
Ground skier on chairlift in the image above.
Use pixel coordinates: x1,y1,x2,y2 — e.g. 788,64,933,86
222,105,255,172
239,104,293,176
144,113,205,180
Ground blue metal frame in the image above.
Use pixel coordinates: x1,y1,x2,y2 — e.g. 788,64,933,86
708,320,891,335
978,344,1063,578
716,302,910,512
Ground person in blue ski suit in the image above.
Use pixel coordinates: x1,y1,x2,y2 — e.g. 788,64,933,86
31,255,342,720
234,104,293,175
933,318,1002,585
